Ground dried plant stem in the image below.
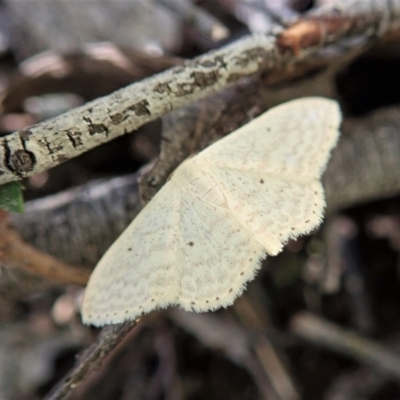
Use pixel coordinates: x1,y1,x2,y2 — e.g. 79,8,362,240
290,312,400,380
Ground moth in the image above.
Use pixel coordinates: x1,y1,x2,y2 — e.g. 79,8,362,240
82,97,341,326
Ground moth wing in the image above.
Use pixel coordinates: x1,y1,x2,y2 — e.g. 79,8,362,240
194,97,341,255
198,97,341,179
207,167,326,255
82,180,183,326
82,161,266,325
173,175,266,311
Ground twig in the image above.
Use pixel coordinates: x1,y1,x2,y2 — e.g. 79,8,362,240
234,293,300,400
0,34,274,184
325,335,400,400
1,0,400,185
44,320,137,400
290,312,400,381
326,366,389,400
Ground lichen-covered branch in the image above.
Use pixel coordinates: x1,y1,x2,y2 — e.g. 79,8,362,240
0,35,275,184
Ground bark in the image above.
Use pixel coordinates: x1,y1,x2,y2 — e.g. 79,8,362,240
44,320,137,400
0,35,276,184
13,174,142,268
325,106,400,211
6,174,141,297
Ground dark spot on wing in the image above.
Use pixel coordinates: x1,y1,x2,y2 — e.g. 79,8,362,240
188,242,194,246
260,179,264,184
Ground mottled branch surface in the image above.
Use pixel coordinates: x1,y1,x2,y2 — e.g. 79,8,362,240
13,174,142,269
0,35,275,183
1,0,400,185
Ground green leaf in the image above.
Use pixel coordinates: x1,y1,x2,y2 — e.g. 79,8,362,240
0,181,24,213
